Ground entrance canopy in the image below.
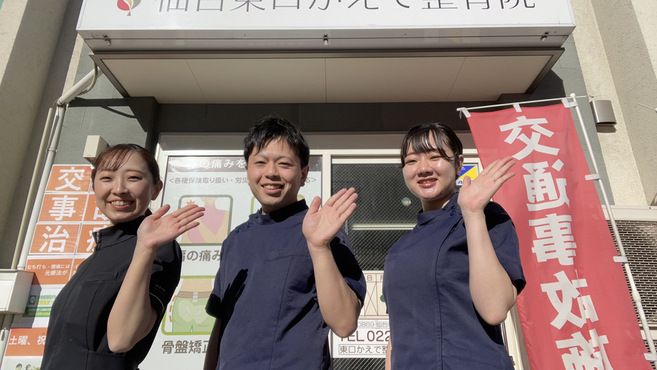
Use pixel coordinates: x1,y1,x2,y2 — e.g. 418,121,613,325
78,0,575,104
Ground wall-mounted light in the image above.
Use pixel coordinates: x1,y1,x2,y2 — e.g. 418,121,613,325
590,99,616,129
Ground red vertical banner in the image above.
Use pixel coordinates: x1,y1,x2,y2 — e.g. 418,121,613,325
466,102,650,369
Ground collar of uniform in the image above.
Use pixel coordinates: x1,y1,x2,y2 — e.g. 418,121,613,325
416,191,461,226
253,200,308,225
93,209,151,250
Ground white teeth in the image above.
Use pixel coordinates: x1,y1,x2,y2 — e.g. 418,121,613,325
111,200,132,206
264,184,282,190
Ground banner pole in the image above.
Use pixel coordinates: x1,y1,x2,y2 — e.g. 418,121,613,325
568,93,657,366
457,95,588,113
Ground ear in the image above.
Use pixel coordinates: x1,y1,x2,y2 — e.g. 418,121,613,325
300,166,309,187
151,180,163,200
455,155,464,175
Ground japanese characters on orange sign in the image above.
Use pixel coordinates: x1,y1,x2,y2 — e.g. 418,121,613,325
4,328,48,356
26,165,110,282
466,102,650,370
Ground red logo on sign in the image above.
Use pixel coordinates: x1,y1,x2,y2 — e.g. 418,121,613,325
117,0,140,16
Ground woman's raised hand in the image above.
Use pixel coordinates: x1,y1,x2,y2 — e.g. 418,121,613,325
458,157,516,215
137,204,205,251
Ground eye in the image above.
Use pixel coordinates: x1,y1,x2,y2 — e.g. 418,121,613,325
128,176,143,181
99,176,112,182
404,159,417,165
278,162,293,168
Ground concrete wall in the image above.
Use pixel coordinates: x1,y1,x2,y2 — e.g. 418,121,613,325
572,0,657,207
0,0,82,267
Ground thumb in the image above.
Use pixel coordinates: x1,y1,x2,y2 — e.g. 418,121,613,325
151,204,171,219
462,176,472,187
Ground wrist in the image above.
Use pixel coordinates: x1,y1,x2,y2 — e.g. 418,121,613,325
133,242,158,259
461,209,485,223
307,242,332,256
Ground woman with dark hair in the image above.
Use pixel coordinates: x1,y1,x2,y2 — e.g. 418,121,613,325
384,123,525,370
41,144,204,370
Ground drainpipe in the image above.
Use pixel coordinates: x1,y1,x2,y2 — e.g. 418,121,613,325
0,67,101,366
14,67,100,269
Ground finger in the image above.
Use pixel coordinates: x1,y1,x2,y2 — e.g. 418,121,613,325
151,204,171,219
338,203,357,223
174,205,205,221
177,210,205,228
481,159,501,175
493,157,516,176
325,188,348,207
461,176,472,187
490,158,516,184
497,172,515,186
308,196,321,214
336,191,358,214
177,221,201,235
171,203,199,217
331,188,356,209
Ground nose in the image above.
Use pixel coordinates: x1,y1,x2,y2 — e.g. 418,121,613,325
417,157,432,176
112,178,128,194
264,162,279,178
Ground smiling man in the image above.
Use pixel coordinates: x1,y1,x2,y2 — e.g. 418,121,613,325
204,117,366,370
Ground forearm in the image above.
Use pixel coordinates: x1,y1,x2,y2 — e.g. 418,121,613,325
204,319,222,370
463,211,516,325
385,336,392,370
309,246,360,337
107,244,158,352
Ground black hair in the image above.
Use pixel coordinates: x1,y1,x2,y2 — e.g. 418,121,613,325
400,122,463,167
91,143,161,185
243,116,310,168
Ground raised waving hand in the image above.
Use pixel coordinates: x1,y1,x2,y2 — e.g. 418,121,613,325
137,203,205,250
458,157,515,215
303,187,358,249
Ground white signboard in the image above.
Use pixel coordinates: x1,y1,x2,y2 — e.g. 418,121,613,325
79,0,574,31
78,0,574,50
332,270,390,359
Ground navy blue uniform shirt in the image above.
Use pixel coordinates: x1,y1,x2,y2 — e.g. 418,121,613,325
383,192,525,370
206,200,366,370
41,212,182,370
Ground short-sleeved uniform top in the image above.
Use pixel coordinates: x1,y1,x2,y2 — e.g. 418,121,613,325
206,200,366,370
383,192,525,370
41,213,182,370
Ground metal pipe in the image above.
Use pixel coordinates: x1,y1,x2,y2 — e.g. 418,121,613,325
15,68,101,270
457,95,588,113
11,107,54,268
570,93,657,367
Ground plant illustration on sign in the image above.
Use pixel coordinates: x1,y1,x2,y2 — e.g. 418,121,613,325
117,0,140,16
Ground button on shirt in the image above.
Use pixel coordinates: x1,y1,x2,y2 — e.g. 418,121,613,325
41,213,182,370
383,192,525,370
206,200,366,370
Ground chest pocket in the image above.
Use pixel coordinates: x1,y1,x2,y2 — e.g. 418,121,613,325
266,245,314,294
64,271,124,352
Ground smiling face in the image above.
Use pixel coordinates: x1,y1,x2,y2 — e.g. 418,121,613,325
246,138,308,214
93,152,163,225
402,135,462,212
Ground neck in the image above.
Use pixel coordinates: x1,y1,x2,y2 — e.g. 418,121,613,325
421,191,455,212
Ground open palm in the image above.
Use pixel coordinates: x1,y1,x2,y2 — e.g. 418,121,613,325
303,188,358,249
458,157,515,214
137,204,204,250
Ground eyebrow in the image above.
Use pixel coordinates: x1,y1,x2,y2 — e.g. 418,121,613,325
253,152,296,162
